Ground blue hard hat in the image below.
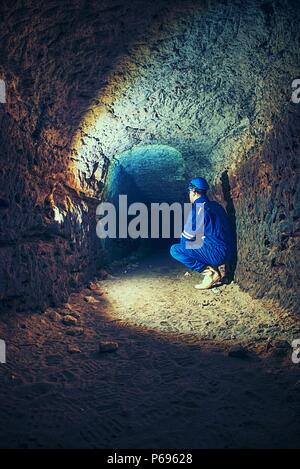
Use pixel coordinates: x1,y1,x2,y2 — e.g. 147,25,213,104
188,177,209,191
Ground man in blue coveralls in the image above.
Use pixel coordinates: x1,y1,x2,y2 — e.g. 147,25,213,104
170,177,234,289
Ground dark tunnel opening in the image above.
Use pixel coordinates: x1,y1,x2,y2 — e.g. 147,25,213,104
101,144,186,262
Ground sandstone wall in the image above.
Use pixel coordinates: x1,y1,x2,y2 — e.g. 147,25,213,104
0,0,299,312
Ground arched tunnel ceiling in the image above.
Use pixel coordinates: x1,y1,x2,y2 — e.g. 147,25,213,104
72,0,300,193
1,0,299,196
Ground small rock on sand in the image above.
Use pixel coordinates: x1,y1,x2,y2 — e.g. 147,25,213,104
61,308,80,318
84,296,99,304
68,311,81,319
98,341,118,353
46,311,62,322
62,315,78,326
68,346,81,354
65,328,84,336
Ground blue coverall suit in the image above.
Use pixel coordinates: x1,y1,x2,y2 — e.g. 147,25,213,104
170,195,234,273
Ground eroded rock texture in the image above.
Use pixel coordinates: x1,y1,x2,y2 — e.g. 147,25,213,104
0,0,299,312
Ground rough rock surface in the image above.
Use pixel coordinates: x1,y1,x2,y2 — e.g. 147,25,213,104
0,0,299,312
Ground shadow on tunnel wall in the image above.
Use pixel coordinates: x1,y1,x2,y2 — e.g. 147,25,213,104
221,170,237,282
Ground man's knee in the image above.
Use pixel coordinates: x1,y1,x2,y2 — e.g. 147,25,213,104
170,243,193,264
170,243,180,260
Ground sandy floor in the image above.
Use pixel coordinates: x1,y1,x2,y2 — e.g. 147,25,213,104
0,250,300,448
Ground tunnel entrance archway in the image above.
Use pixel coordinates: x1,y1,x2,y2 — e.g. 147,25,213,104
102,144,186,262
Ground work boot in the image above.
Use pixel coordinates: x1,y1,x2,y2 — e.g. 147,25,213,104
194,266,221,289
199,267,211,277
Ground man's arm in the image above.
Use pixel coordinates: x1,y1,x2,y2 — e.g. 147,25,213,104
181,202,205,248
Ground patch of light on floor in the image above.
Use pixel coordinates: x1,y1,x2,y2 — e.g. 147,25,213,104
97,255,298,346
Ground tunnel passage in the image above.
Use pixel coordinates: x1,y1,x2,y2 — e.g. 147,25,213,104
0,0,299,314
100,144,186,261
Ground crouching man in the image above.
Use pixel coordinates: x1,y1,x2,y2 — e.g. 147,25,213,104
170,177,235,289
